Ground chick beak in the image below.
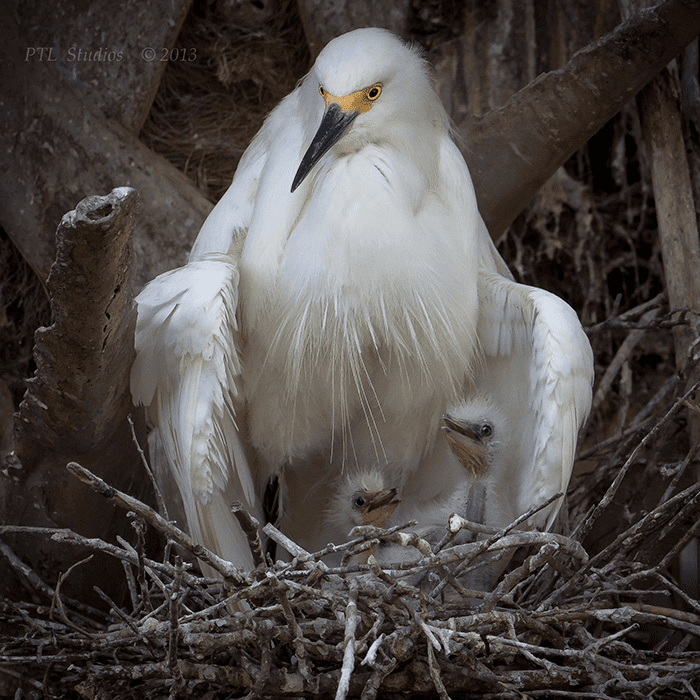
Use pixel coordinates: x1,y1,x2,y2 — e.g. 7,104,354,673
291,102,359,192
362,488,400,528
442,413,482,441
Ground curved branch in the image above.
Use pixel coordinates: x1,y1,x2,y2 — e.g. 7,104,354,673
462,0,700,237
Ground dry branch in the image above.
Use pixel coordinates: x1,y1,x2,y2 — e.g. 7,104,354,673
66,462,247,585
0,6,211,289
1,187,145,604
15,189,138,458
464,0,700,237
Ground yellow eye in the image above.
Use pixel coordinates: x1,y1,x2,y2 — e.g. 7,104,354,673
366,83,382,101
319,85,325,97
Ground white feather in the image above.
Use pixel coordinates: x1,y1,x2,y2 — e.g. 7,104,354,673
474,272,594,530
131,254,261,571
237,31,481,488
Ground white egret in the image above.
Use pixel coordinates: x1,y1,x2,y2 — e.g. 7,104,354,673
324,469,400,565
442,395,506,482
131,27,594,572
328,469,401,530
323,460,519,574
324,467,459,565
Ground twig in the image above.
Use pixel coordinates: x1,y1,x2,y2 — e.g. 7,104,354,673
482,542,560,612
311,520,417,565
268,572,312,682
540,480,700,610
585,292,665,333
0,537,56,599
591,306,661,416
232,502,265,568
335,579,359,700
92,585,157,658
0,524,208,591
658,440,700,506
263,522,312,560
426,640,451,700
575,375,677,461
573,379,700,543
128,413,169,520
50,555,95,637
121,559,140,612
66,461,248,583
168,558,185,698
129,515,153,611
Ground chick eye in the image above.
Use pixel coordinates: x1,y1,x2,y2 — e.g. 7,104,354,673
353,496,366,508
479,424,493,438
366,83,382,100
319,85,325,97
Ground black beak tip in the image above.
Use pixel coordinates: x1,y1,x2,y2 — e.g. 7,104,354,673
291,104,359,194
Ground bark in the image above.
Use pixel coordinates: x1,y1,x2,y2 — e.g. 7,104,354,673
0,7,212,291
428,0,620,122
637,74,700,375
461,0,700,238
2,188,147,603
13,0,193,134
618,0,700,601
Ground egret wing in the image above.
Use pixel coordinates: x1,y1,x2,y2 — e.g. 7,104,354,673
131,254,261,570
475,272,593,530
188,115,272,261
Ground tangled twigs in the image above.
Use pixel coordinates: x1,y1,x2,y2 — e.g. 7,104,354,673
66,461,248,584
2,441,700,698
573,378,700,543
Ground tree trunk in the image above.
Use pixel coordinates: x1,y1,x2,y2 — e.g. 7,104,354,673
2,188,147,604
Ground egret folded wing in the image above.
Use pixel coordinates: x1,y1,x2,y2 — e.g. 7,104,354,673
475,272,593,530
131,254,260,570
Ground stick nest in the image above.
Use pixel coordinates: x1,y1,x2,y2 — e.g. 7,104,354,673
2,380,700,700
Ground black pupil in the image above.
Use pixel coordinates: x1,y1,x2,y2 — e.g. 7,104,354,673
480,424,492,438
369,88,378,98
354,496,366,507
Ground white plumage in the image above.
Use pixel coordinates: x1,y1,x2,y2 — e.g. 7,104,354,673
131,253,261,571
130,28,594,572
323,465,471,569
443,393,507,482
472,272,594,531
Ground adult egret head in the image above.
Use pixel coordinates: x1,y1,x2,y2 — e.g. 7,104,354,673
442,396,507,481
291,28,446,193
